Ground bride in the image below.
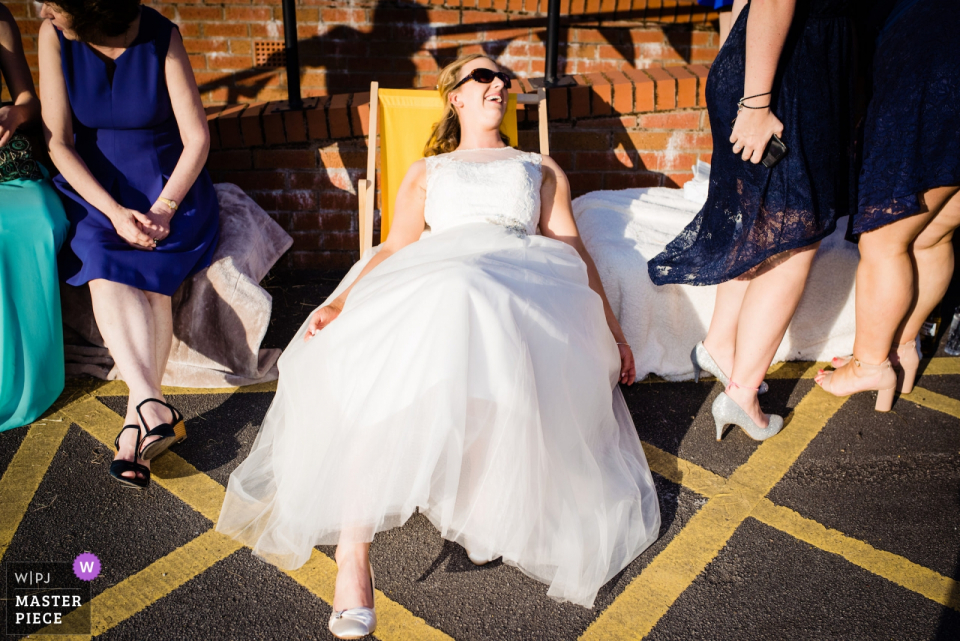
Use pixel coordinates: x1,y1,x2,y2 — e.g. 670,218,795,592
216,54,660,637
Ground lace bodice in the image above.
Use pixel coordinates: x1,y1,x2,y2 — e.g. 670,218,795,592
424,148,543,237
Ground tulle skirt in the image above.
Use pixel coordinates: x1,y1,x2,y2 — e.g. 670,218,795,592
216,223,660,607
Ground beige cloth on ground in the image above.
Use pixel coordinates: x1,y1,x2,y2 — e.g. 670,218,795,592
62,183,293,387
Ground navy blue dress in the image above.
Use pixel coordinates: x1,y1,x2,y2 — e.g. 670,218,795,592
852,0,960,235
55,7,219,297
648,0,856,286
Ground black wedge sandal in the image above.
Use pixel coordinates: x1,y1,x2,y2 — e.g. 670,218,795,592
136,398,187,461
109,424,151,489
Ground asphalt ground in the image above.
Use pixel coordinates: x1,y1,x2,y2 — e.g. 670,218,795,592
1,269,959,640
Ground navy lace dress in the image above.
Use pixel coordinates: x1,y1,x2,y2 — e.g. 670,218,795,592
648,0,856,286
852,0,960,234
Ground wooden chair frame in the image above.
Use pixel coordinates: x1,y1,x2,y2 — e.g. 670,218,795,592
357,82,549,258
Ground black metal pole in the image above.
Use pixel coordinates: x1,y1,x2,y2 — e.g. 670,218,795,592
544,0,561,86
282,0,303,110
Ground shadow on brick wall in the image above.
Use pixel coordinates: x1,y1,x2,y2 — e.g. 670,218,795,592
195,0,716,101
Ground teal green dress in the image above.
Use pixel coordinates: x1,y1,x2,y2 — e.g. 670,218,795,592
0,80,70,431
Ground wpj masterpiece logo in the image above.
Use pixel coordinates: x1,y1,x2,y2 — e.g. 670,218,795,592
4,557,95,636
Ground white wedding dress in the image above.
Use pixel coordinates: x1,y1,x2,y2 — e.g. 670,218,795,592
216,148,660,607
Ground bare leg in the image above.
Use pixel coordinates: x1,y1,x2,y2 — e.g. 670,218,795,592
703,278,749,378
145,291,173,383
726,243,820,427
89,280,173,479
333,541,373,610
815,186,960,395
896,187,960,344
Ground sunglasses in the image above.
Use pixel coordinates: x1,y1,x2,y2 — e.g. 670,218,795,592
451,68,512,91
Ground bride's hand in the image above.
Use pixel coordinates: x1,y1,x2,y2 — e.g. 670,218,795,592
730,108,783,164
618,343,636,386
304,301,343,341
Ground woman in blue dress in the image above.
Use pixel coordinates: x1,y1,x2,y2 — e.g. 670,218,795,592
648,0,855,439
0,3,70,432
815,0,960,408
39,0,219,488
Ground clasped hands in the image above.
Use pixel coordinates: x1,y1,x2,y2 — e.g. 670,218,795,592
109,200,175,250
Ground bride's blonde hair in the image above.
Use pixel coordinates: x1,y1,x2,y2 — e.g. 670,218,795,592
424,54,511,157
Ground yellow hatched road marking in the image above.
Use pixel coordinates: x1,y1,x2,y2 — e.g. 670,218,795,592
902,386,960,421
582,387,848,640
0,417,70,562
54,396,449,641
751,499,960,612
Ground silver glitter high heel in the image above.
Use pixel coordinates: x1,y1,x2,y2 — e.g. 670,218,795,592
328,561,376,640
712,382,783,441
692,341,769,395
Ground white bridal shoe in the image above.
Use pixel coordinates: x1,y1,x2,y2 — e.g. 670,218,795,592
328,562,377,640
691,341,770,395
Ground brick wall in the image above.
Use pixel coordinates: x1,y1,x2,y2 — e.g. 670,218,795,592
4,0,719,104
203,64,713,271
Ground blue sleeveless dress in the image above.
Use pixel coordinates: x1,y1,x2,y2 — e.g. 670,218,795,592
648,0,856,286
852,0,960,234
55,7,219,296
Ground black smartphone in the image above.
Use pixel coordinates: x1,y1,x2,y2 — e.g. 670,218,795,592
730,117,789,168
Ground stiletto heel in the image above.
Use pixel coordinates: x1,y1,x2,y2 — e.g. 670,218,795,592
691,341,769,394
711,381,783,442
891,337,920,394
329,561,377,640
108,424,151,489
135,398,187,461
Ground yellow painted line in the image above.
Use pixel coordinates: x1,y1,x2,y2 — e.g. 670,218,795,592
902,386,960,422
752,498,960,612
45,529,243,637
920,357,960,376
729,387,848,495
641,442,726,499
581,492,759,641
0,417,70,562
583,387,847,640
57,397,449,641
287,550,455,641
87,379,278,397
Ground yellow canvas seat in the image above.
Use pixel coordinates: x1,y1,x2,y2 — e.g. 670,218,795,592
357,82,549,257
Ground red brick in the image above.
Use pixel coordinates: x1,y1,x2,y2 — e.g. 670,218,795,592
207,55,253,70
215,104,247,148
178,7,223,21
603,171,661,190
616,130,671,149
240,103,268,147
602,70,633,113
255,149,317,170
305,96,330,141
644,66,677,110
351,92,371,137
567,172,604,194
570,75,591,118
203,23,248,38
638,112,701,129
262,102,286,146
284,99,315,143
667,65,697,108
548,86,569,120
577,151,636,172
220,171,287,191
550,131,611,151
207,149,252,171
225,7,272,21
328,94,352,138
623,68,655,112
182,39,228,54
686,63,710,106
585,73,613,116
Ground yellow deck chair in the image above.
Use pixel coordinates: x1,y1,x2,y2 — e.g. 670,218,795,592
357,83,549,258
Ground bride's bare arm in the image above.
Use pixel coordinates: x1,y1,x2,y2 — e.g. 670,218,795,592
538,157,636,385
305,159,428,339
